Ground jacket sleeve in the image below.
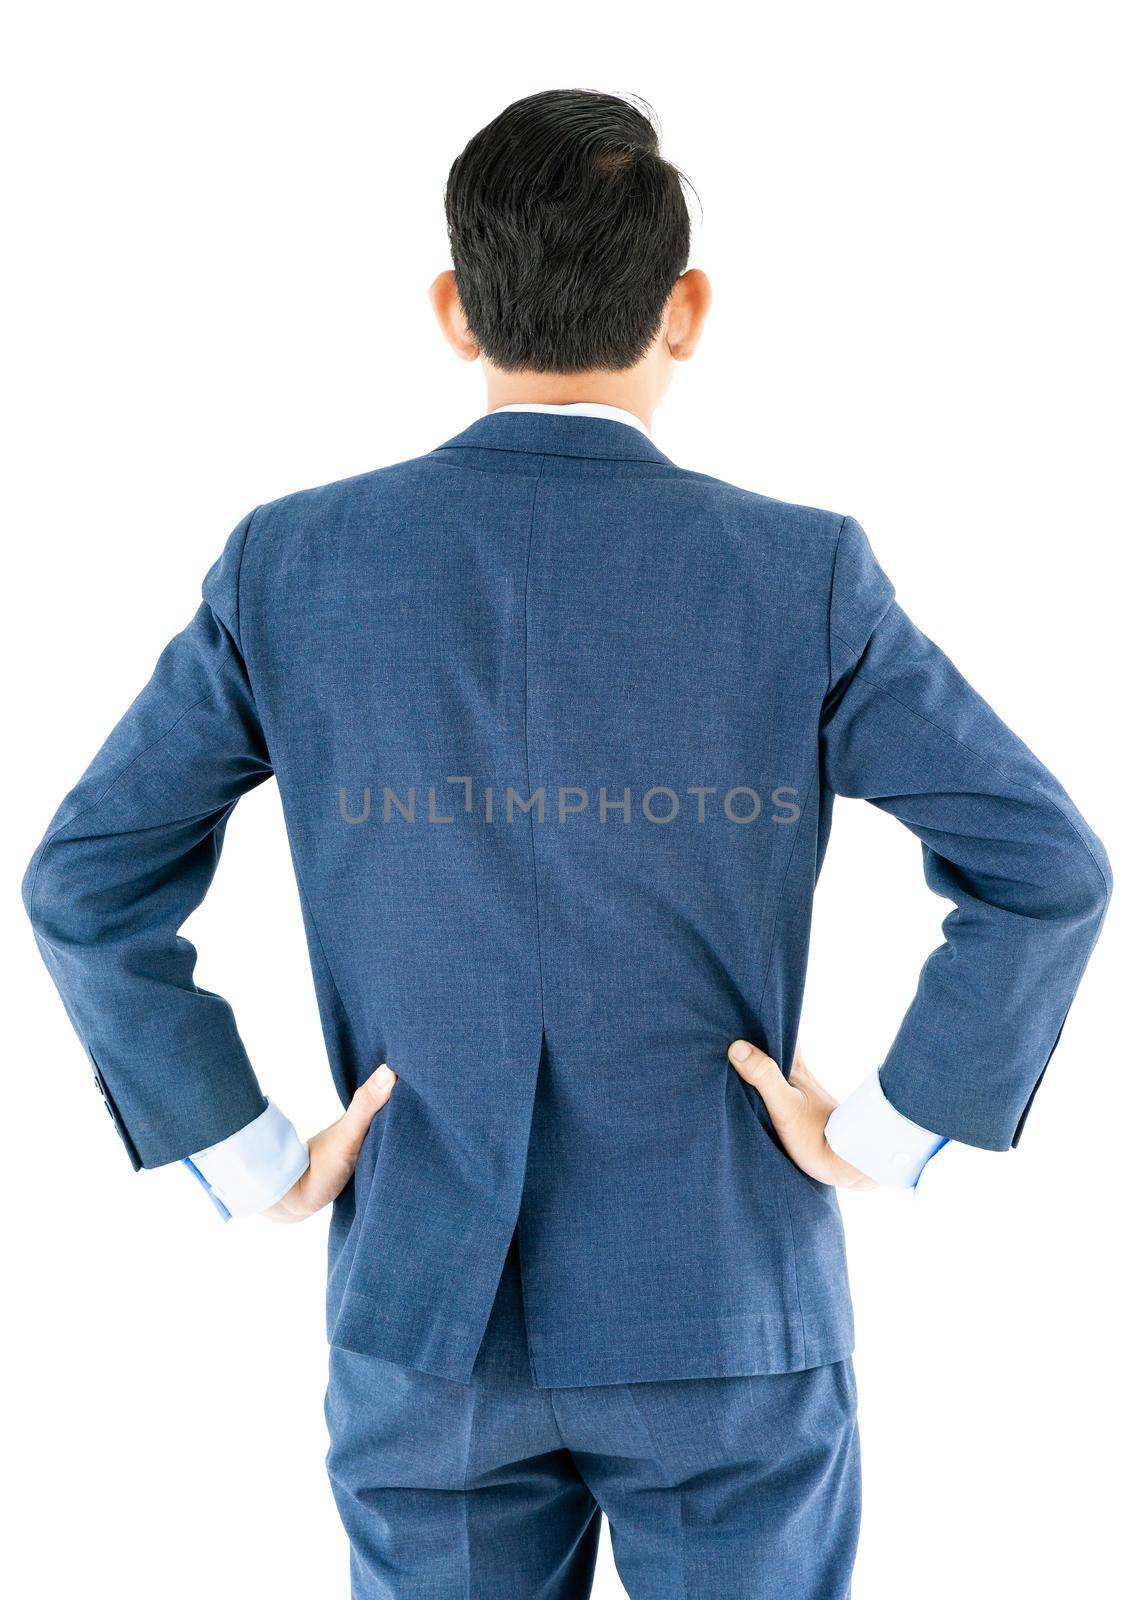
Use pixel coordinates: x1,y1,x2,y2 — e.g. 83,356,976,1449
22,510,274,1169
821,516,1111,1151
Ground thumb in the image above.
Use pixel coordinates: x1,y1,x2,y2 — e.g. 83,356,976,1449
265,1064,397,1222
728,1040,802,1126
331,1063,397,1163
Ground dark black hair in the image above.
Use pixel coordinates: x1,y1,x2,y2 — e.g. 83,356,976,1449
444,90,692,373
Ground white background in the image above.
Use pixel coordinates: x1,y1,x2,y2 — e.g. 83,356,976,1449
3,3,1128,1595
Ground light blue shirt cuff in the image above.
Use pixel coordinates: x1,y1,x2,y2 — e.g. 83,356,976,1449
182,1099,309,1219
825,1069,948,1189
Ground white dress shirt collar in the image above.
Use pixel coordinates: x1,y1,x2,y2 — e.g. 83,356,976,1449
490,401,650,436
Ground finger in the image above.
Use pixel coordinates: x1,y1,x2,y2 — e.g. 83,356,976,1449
346,1062,396,1126
338,1063,396,1148
303,1064,396,1201
728,1040,802,1123
264,1067,396,1221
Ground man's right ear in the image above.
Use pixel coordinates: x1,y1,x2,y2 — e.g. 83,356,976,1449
429,271,480,362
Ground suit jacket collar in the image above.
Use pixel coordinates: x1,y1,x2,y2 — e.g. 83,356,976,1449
435,410,674,466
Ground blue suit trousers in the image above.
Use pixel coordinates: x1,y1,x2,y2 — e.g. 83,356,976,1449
326,1240,861,1598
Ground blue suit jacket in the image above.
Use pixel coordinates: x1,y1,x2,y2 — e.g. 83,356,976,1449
24,412,1110,1385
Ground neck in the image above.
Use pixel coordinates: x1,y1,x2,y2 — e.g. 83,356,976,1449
483,366,658,430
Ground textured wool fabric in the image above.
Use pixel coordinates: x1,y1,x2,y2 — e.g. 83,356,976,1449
326,1237,861,1599
24,412,1110,1386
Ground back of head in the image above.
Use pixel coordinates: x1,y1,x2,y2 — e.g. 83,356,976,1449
445,89,691,373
